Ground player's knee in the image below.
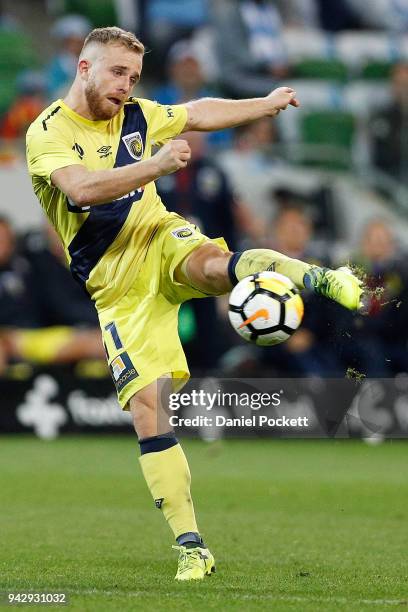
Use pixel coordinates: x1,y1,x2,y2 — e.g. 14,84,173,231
129,393,158,438
129,376,173,438
179,245,232,294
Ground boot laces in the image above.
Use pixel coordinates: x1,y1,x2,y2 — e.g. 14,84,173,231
172,545,205,572
324,271,342,300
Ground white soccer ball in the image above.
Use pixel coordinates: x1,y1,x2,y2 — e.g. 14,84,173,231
228,271,304,346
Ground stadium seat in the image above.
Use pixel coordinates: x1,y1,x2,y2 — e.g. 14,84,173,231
398,35,408,60
292,59,348,82
277,80,344,147
343,80,392,117
360,61,393,79
283,29,333,63
335,31,397,72
285,79,343,110
63,0,117,27
300,111,355,170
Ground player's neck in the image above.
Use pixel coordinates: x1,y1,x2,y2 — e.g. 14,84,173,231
63,83,94,121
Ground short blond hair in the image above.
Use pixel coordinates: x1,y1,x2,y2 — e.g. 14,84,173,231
82,26,145,56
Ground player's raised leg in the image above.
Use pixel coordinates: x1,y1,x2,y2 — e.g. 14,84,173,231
177,245,363,311
129,377,215,581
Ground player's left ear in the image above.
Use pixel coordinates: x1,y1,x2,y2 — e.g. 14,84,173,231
78,59,91,80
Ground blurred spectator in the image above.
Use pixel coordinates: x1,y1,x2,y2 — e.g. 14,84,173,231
273,186,338,243
152,39,231,150
260,204,342,376
369,63,408,185
157,131,237,248
0,71,46,140
314,0,361,31
146,0,209,61
278,0,320,29
0,216,35,328
0,219,105,375
336,219,408,376
153,40,208,104
219,117,289,240
347,0,408,31
113,0,146,34
266,202,330,263
211,0,288,98
277,0,361,30
0,5,20,31
22,224,99,328
46,14,91,99
156,130,237,370
0,325,105,375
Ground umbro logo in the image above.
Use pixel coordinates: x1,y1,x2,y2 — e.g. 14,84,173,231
154,498,164,509
97,145,112,158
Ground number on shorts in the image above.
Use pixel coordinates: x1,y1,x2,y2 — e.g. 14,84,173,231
104,321,123,360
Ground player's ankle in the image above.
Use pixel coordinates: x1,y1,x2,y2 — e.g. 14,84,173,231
303,266,325,290
176,531,205,548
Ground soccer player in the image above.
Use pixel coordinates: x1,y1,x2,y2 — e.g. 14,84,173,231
26,27,363,581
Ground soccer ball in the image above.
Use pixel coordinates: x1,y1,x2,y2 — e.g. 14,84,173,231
228,271,304,346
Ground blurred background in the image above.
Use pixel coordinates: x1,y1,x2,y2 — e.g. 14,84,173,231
1,0,408,437
2,7,407,604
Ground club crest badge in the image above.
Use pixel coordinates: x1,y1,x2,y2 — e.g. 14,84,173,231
122,131,144,161
171,226,194,239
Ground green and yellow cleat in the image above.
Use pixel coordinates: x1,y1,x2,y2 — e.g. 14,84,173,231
305,266,364,311
173,545,216,581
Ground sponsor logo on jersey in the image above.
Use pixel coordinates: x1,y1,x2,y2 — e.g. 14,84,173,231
97,145,112,158
122,131,144,160
113,186,144,202
109,351,139,392
111,356,126,381
171,226,194,240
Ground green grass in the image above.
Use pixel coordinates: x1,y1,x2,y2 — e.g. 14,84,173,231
1,437,407,611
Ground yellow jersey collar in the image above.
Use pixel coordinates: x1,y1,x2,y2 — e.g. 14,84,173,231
58,99,114,131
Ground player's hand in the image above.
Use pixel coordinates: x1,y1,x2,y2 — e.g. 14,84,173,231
153,139,191,176
265,86,300,116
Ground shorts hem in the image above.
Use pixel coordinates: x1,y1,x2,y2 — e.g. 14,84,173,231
118,369,190,410
167,236,230,302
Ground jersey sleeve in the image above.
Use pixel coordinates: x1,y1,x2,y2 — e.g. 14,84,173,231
26,125,81,186
138,98,188,146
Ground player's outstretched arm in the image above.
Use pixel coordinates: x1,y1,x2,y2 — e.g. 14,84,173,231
183,87,300,132
51,139,191,207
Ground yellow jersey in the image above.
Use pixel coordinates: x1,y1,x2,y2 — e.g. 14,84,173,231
26,97,187,310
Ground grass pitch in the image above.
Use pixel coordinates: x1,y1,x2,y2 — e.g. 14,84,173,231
1,436,407,611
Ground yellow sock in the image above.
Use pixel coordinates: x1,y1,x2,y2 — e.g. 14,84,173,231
233,248,311,289
139,442,198,539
